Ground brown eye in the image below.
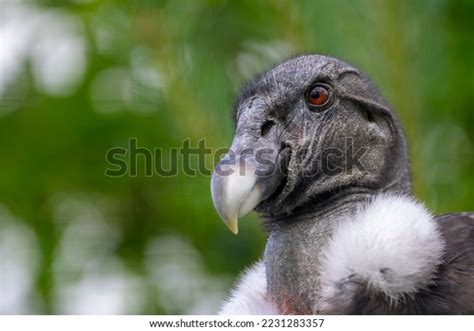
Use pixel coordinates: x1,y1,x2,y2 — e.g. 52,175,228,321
306,85,330,107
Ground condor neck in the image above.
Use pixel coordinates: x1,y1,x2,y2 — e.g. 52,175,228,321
263,187,374,231
263,190,374,314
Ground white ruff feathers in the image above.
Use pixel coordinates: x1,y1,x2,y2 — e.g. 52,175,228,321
218,262,278,315
219,193,445,314
319,193,445,304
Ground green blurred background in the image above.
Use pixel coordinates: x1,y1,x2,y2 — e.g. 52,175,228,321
0,0,472,314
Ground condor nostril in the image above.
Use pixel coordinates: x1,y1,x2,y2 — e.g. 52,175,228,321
260,120,275,137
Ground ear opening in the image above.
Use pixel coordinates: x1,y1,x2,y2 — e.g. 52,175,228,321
351,101,395,140
362,109,376,123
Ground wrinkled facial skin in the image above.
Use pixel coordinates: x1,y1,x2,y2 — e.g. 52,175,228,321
211,55,410,232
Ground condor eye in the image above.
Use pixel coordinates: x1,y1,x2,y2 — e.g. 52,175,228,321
306,84,330,108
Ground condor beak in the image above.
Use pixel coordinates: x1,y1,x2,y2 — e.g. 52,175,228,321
211,144,285,234
211,95,288,234
211,159,263,234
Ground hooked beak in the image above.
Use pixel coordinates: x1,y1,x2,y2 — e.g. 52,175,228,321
211,144,285,234
211,160,262,234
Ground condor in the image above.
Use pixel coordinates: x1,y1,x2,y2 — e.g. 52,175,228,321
211,55,474,314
